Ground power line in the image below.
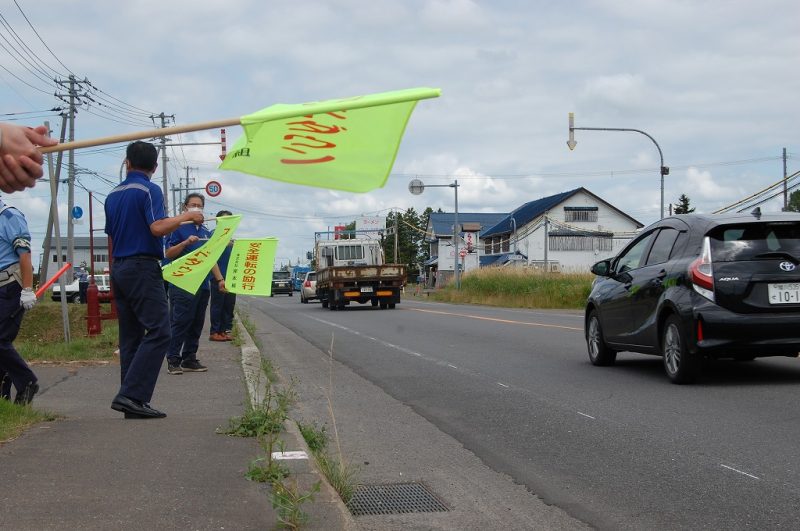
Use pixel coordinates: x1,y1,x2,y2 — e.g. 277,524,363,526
13,0,72,76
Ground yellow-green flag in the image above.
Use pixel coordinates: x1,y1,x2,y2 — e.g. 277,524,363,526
219,87,441,192
225,238,279,296
162,215,242,293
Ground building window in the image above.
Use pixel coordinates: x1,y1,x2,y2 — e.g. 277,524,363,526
501,236,510,253
52,254,67,263
93,254,108,263
492,237,501,254
564,206,598,222
549,235,612,252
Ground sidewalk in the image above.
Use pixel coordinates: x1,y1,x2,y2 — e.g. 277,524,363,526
1,331,274,530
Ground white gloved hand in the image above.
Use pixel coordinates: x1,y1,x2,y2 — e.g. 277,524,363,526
20,287,36,310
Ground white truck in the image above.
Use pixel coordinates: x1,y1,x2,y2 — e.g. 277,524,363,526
314,232,406,311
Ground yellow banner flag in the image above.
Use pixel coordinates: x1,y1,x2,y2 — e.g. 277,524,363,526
162,215,242,293
225,238,279,296
219,87,441,192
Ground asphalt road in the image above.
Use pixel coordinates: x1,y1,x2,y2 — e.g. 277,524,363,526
251,294,800,530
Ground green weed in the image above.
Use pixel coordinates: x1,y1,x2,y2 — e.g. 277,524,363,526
0,399,57,442
271,478,320,530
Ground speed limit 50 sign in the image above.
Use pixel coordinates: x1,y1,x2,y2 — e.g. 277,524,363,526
205,180,222,197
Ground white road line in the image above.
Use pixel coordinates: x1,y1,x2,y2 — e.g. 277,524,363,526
448,364,458,369
720,464,760,480
497,382,509,388
577,411,595,419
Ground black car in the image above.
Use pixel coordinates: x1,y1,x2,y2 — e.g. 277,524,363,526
585,210,800,383
271,271,293,296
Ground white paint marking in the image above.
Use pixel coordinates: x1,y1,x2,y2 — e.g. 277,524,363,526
497,382,509,388
720,464,760,480
577,411,595,419
448,364,458,369
271,451,308,460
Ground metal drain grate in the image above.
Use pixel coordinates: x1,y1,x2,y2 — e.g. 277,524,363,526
347,482,449,516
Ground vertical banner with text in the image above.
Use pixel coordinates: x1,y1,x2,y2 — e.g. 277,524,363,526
225,238,279,296
162,215,242,294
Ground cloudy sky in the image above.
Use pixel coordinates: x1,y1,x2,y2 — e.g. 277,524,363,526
1,0,798,268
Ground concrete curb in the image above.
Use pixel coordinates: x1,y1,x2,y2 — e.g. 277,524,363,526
236,320,358,530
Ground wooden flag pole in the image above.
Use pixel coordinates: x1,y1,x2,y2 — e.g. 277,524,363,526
39,117,241,154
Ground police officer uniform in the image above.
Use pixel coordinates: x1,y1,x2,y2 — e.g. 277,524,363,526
0,198,38,403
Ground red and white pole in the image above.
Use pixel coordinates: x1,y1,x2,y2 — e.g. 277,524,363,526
219,128,227,161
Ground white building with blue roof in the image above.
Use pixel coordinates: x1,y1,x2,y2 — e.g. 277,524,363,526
422,212,508,287
481,187,643,273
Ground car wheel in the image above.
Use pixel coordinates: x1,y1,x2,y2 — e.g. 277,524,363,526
662,315,699,384
586,310,617,366
371,299,378,307
301,294,307,303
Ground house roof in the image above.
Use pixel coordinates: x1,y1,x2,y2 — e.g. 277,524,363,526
425,212,508,242
481,187,643,239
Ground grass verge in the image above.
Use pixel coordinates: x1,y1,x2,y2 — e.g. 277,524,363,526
16,300,119,362
0,400,57,443
423,268,593,309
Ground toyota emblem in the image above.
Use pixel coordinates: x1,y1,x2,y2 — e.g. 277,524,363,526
779,261,796,272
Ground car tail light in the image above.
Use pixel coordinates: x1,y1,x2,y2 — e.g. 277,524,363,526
304,280,311,287
689,236,714,301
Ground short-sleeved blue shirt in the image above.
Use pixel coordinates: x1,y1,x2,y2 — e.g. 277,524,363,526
0,199,31,270
104,171,166,259
166,222,213,290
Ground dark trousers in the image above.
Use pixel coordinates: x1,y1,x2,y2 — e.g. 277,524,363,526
167,284,210,364
111,258,170,403
0,282,36,399
209,281,236,334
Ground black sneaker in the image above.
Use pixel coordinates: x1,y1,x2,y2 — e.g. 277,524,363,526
14,382,39,405
167,362,183,375
181,360,207,372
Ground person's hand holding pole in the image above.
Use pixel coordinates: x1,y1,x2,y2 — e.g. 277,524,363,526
0,124,59,192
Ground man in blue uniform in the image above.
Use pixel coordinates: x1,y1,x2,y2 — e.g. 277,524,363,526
209,210,236,342
164,194,226,374
104,141,203,419
0,196,39,404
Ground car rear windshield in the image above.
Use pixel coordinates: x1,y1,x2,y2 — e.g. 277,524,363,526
273,271,290,279
307,272,316,281
709,222,800,262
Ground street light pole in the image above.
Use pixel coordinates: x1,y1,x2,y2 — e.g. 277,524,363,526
409,178,461,289
568,112,670,219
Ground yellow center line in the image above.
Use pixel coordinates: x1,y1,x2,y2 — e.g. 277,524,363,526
405,307,584,331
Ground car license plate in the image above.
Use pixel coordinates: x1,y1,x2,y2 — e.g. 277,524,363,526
768,283,800,304
360,286,373,293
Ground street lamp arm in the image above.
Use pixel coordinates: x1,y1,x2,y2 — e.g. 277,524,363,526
571,126,664,170
569,124,668,219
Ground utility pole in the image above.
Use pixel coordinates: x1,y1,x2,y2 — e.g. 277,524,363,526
178,166,199,209
152,113,175,214
40,117,68,285
543,214,549,272
783,147,788,210
55,75,91,282
394,212,399,263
